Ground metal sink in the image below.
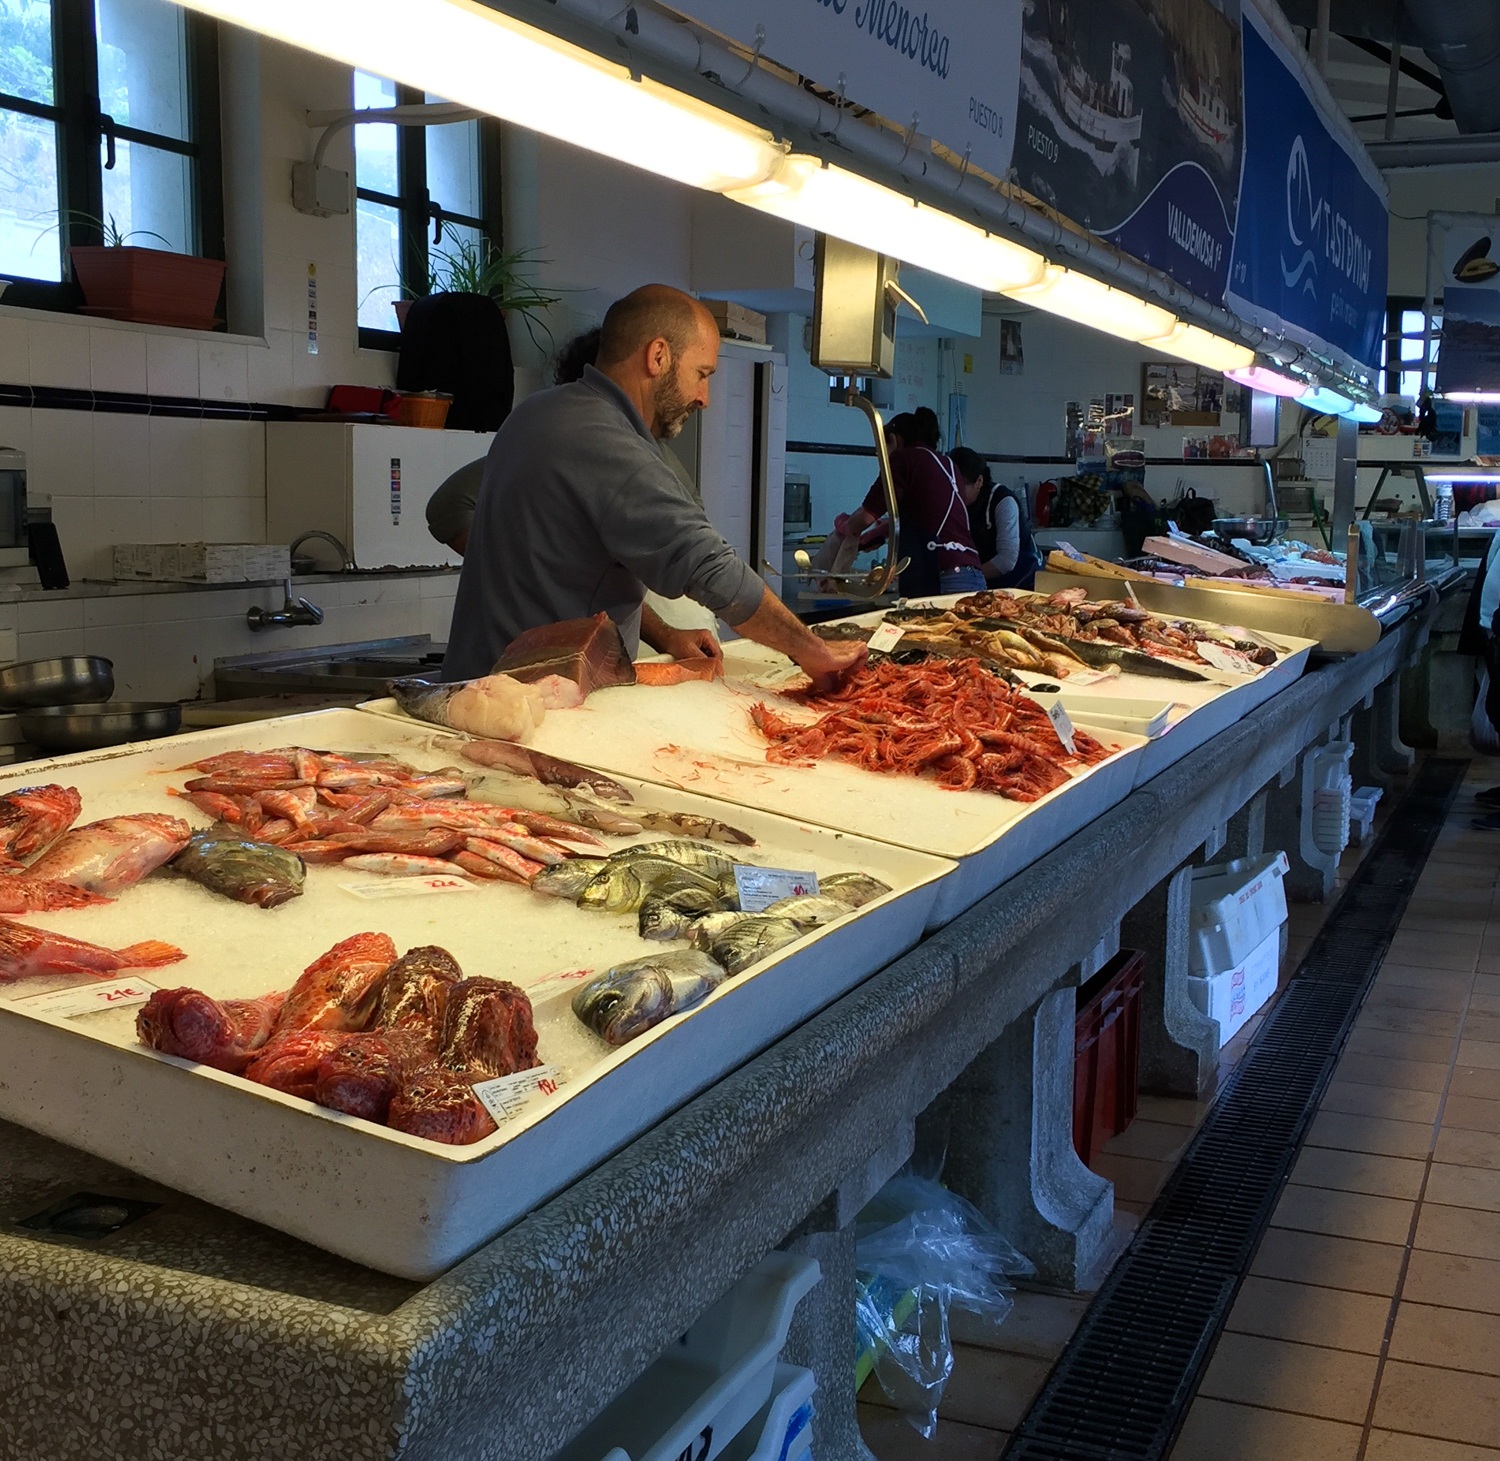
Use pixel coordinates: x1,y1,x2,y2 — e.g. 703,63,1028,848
214,636,445,700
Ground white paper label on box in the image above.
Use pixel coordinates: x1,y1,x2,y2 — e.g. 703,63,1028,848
867,622,904,653
734,865,819,911
11,979,158,1020
340,874,478,900
1046,699,1077,754
473,1064,562,1125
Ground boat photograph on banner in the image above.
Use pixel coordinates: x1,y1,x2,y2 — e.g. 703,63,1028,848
1013,0,1242,302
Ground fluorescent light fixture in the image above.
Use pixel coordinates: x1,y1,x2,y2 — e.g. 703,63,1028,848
1426,473,1500,483
172,0,787,193
1441,391,1500,403
1297,386,1354,414
1002,266,1175,343
725,156,1046,293
1342,402,1383,423
1226,365,1304,397
1139,322,1254,373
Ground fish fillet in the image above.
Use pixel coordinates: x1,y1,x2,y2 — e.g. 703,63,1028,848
493,612,636,696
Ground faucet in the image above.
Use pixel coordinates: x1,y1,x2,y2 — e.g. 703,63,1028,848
289,530,356,573
247,579,325,631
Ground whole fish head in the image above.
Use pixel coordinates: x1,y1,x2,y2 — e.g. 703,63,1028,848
571,966,673,1045
638,899,694,941
389,679,456,727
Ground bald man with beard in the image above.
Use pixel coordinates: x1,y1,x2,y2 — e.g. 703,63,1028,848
444,284,866,690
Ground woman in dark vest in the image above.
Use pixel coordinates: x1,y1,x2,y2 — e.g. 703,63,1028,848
950,446,1041,590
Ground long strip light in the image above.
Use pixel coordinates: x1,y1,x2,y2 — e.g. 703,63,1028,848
1227,364,1305,397
726,156,1047,293
173,0,787,193
1441,391,1500,403
1342,402,1382,423
1297,386,1353,414
1138,322,1254,373
1002,265,1175,344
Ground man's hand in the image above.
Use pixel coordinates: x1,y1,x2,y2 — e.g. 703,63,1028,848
795,638,868,694
652,625,724,674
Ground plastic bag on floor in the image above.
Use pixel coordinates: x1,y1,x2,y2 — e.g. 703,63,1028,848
855,1171,1034,1438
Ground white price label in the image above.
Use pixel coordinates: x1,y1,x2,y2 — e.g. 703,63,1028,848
12,979,158,1020
340,874,478,900
734,865,819,911
1048,699,1077,754
473,1064,563,1124
1063,669,1115,686
867,622,905,653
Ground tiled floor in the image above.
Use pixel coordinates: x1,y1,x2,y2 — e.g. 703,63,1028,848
862,764,1500,1460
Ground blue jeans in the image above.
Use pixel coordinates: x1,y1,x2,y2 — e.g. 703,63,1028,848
938,567,987,595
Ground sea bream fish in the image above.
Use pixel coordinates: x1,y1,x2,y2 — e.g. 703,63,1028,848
25,813,192,895
578,857,723,914
3,917,186,982
571,949,726,1046
702,916,804,975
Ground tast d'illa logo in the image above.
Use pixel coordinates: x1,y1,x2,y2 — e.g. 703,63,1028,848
1282,136,1318,295
1281,135,1372,302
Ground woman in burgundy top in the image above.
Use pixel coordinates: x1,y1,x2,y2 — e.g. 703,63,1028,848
837,408,986,598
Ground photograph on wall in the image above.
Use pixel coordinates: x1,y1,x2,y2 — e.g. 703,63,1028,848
1435,218,1500,395
999,319,1025,374
1142,362,1222,424
1013,0,1242,302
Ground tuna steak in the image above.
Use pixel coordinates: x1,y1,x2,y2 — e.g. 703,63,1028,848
493,612,636,696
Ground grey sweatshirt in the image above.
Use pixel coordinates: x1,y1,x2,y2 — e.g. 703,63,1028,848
443,367,763,680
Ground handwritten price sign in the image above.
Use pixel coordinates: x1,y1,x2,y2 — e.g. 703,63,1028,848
13,980,158,1020
734,865,820,911
340,875,479,901
473,1065,564,1125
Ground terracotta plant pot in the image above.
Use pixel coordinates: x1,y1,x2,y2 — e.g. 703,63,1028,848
393,299,413,330
68,245,227,331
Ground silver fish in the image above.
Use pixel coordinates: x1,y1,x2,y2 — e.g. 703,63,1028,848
689,910,758,948
637,881,735,940
606,840,742,881
705,916,804,975
571,949,726,1046
578,858,722,914
632,808,757,846
530,858,609,900
821,872,891,907
759,894,855,928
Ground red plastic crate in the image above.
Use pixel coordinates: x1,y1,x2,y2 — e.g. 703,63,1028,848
1073,948,1144,1165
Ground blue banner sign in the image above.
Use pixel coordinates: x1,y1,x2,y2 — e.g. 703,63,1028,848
1225,6,1386,370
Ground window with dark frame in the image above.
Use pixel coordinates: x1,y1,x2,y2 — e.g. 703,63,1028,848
1382,296,1442,401
354,70,503,349
0,0,222,310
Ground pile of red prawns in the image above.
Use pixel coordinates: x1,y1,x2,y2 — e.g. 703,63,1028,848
171,746,606,884
137,933,538,1145
751,658,1110,802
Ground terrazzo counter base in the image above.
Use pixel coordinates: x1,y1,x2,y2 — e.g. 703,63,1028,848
0,614,1431,1461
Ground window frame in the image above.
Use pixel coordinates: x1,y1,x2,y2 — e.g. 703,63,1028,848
355,82,504,351
1382,294,1441,400
0,0,223,312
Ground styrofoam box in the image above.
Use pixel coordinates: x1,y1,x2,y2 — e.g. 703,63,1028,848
1188,851,1290,978
557,1253,819,1461
1188,926,1282,1046
718,1365,815,1461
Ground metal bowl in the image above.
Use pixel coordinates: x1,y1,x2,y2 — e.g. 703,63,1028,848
15,701,182,754
0,655,114,710
1212,517,1290,547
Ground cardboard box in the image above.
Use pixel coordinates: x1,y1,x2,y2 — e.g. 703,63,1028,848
1188,927,1282,1046
703,298,768,343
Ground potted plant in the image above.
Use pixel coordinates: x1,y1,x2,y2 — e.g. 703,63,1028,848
68,214,227,331
392,239,561,347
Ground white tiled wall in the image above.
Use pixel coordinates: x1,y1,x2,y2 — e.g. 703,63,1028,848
0,574,457,702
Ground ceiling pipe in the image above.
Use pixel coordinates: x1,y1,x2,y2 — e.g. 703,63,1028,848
1367,130,1500,166
535,0,1370,374
1399,0,1500,134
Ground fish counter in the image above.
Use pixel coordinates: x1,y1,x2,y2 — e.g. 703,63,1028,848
0,710,951,1278
0,599,1435,1461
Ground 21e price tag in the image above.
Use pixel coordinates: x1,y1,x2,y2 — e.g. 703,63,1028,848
867,622,904,653
473,1064,563,1125
12,979,158,1020
734,865,819,911
340,874,478,900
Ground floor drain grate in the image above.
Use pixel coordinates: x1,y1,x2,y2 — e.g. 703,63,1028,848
1002,756,1469,1461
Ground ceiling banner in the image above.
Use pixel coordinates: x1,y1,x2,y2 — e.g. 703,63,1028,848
1224,4,1387,370
1012,0,1244,304
662,0,1022,181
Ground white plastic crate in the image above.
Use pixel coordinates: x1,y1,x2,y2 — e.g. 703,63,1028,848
1349,785,1383,846
1188,927,1281,1046
717,1365,815,1461
555,1252,820,1461
1188,852,1290,978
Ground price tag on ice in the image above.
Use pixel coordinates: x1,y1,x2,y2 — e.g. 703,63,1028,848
866,622,904,653
473,1064,563,1125
12,979,158,1020
1046,699,1077,754
340,874,479,900
734,865,819,911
